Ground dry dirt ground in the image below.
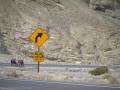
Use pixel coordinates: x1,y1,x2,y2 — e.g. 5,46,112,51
0,54,120,85
0,65,120,85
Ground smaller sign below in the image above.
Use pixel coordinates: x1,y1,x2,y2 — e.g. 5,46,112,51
33,51,44,62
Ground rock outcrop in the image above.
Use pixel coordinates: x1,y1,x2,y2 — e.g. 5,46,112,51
0,0,120,64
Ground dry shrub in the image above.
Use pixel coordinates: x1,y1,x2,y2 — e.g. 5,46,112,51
89,66,109,75
6,68,23,78
6,69,18,77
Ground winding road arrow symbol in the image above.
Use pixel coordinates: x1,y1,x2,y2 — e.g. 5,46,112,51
29,27,48,47
35,33,43,43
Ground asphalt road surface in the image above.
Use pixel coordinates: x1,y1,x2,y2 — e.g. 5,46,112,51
0,63,120,68
0,78,119,90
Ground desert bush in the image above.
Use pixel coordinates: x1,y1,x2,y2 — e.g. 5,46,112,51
89,66,109,75
6,69,18,77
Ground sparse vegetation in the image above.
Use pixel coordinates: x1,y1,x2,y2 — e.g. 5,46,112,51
6,69,18,77
6,68,23,78
103,74,119,84
89,66,109,75
33,71,67,81
0,66,120,85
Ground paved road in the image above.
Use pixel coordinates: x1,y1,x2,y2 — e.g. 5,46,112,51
0,78,119,90
0,63,120,68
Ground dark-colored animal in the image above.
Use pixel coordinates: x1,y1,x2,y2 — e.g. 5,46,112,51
94,4,115,12
11,59,17,66
17,60,24,67
11,59,24,67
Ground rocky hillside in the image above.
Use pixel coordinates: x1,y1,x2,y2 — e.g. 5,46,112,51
0,0,120,64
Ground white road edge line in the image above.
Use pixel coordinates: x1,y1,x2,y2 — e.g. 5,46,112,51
0,78,120,89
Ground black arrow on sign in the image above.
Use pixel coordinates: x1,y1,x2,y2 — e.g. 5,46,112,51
35,33,43,43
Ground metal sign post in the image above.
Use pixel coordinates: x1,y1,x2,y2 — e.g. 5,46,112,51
38,47,40,72
29,26,48,73
38,61,39,73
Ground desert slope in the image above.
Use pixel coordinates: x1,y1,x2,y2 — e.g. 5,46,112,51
0,0,120,64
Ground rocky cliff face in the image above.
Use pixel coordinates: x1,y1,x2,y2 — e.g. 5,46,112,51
0,0,120,64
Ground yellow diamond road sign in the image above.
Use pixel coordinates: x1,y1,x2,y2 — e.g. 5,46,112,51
33,51,44,62
29,27,48,47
